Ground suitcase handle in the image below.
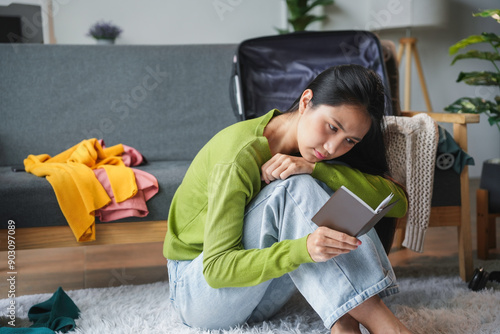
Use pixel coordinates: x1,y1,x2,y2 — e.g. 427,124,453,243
229,54,244,121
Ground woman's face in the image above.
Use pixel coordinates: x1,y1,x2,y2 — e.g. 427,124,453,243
296,91,372,163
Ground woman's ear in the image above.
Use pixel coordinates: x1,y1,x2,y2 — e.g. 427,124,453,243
298,89,313,115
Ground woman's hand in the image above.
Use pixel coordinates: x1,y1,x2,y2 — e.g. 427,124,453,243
261,154,315,184
306,226,361,262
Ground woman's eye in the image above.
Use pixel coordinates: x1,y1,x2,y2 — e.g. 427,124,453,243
329,124,337,132
346,138,356,146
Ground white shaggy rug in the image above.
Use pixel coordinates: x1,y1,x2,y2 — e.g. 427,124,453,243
1,257,500,334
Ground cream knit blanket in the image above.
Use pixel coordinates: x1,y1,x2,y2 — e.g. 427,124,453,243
384,114,439,252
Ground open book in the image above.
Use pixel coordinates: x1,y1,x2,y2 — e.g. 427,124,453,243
312,186,398,237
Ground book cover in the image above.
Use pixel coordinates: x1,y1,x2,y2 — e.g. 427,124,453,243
312,186,398,237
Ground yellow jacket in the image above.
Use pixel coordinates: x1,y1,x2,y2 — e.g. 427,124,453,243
24,139,137,242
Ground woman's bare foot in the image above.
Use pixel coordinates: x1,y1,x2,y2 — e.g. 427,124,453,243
348,296,412,334
331,314,361,334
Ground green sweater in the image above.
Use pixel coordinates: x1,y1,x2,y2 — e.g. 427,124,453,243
163,109,407,289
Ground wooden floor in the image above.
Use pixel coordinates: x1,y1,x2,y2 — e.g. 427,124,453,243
1,179,499,297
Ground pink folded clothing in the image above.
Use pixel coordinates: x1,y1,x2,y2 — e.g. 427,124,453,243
93,167,159,222
97,139,144,167
121,144,145,167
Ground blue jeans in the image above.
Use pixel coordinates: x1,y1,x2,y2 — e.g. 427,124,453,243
167,175,399,330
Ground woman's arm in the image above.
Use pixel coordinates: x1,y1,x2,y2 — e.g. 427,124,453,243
202,163,314,289
312,162,408,218
261,155,407,218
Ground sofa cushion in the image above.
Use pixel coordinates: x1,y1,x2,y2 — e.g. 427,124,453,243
0,160,190,229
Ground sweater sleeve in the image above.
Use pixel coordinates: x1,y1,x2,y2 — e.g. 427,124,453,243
311,162,408,218
202,163,314,289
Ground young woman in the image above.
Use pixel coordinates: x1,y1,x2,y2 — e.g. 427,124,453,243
163,64,411,334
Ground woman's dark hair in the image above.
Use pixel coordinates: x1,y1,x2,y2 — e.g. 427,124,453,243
286,64,389,176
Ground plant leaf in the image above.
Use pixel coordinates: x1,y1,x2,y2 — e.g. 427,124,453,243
473,9,500,22
444,97,499,116
307,0,334,12
445,97,500,130
483,32,500,43
449,33,500,55
310,0,334,5
456,71,500,86
286,0,333,29
488,114,500,126
287,0,309,17
275,27,290,34
289,14,326,31
451,50,500,65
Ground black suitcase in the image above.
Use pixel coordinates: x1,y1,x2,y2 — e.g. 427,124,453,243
230,30,392,121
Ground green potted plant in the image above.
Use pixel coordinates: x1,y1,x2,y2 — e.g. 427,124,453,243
87,21,123,44
278,0,334,34
445,9,500,212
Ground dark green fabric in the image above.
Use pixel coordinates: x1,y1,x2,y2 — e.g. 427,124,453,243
437,126,475,174
28,287,79,333
0,287,79,334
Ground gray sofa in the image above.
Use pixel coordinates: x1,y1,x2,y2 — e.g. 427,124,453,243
0,44,237,249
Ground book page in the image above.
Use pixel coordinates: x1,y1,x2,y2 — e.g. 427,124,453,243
339,186,393,213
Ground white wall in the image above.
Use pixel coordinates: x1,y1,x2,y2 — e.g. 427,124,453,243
49,0,286,44
6,0,498,177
